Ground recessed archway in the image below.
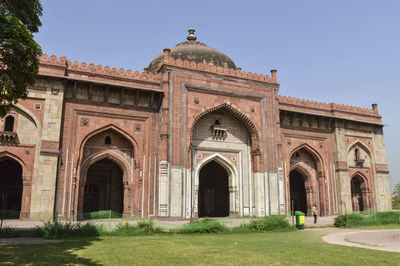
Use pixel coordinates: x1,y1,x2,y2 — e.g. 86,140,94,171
289,169,307,215
288,145,325,216
198,160,229,217
83,159,124,216
351,175,368,212
0,158,23,219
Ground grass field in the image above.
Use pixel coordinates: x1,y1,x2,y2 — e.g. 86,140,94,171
1,230,399,265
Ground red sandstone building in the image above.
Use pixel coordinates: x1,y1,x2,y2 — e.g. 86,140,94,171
0,29,391,220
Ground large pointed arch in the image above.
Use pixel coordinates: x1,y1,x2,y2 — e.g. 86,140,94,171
351,171,369,186
287,143,326,216
76,124,138,168
0,151,26,167
14,103,41,129
290,161,313,182
76,151,132,219
350,171,372,212
289,143,324,167
79,124,138,153
195,152,239,182
190,103,260,150
0,152,29,220
194,152,240,217
347,140,375,212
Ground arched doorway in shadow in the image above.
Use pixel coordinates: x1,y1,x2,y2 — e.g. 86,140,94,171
198,160,229,217
83,159,123,215
351,175,366,212
289,169,307,215
0,158,23,219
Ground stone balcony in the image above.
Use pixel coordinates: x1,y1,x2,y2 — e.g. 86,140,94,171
355,159,365,167
211,125,227,140
0,131,19,145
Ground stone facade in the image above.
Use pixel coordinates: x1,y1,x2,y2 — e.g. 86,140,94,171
0,30,391,220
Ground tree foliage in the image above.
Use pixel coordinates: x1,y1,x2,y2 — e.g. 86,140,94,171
0,0,42,117
393,183,400,209
393,196,400,210
393,183,400,197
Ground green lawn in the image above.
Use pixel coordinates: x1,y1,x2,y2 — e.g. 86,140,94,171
0,230,399,265
349,224,400,230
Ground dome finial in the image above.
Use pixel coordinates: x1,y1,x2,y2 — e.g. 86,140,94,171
187,28,197,41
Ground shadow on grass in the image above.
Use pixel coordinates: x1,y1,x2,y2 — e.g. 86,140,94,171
0,238,102,265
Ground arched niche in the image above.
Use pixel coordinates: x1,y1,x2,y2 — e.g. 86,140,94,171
74,126,137,219
83,158,124,217
347,141,372,168
350,173,372,212
191,106,254,217
0,154,30,220
194,153,239,217
288,144,326,216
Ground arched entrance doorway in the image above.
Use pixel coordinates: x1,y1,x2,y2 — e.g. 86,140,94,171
289,169,307,214
83,159,123,215
0,158,23,219
351,175,366,212
198,160,229,217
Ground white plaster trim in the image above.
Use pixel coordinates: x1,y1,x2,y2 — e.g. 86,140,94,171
68,154,74,219
61,149,69,216
142,155,146,218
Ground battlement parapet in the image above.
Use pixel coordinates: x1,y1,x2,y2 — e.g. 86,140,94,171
278,95,380,117
160,50,277,84
39,54,161,84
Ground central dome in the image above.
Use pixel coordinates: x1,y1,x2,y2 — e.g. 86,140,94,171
147,29,237,72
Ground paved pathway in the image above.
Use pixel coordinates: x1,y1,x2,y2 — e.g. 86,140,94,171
322,229,400,253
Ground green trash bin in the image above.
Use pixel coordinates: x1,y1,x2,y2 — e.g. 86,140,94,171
295,211,305,229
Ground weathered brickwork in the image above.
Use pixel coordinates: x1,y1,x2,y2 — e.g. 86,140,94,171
0,30,391,220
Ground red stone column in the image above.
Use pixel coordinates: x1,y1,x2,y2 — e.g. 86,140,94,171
20,175,31,220
318,172,326,216
123,180,130,217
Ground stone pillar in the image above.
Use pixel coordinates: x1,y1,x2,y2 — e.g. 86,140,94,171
72,175,78,220
158,69,170,217
318,172,326,216
305,186,313,216
20,176,31,220
333,121,351,214
361,187,370,211
123,181,131,217
229,185,236,215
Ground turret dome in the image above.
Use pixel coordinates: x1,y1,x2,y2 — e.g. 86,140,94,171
147,29,237,72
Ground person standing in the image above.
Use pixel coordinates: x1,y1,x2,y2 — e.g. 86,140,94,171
312,204,317,224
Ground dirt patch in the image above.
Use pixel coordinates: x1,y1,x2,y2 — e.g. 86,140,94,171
393,234,400,240
0,237,63,246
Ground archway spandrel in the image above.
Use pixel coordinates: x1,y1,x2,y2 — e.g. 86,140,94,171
190,103,260,150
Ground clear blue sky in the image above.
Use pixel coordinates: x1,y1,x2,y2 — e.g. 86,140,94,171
35,0,400,191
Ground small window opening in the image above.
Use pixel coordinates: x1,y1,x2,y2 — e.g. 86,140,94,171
295,151,300,158
105,136,112,145
4,116,14,132
214,120,220,125
355,148,360,161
